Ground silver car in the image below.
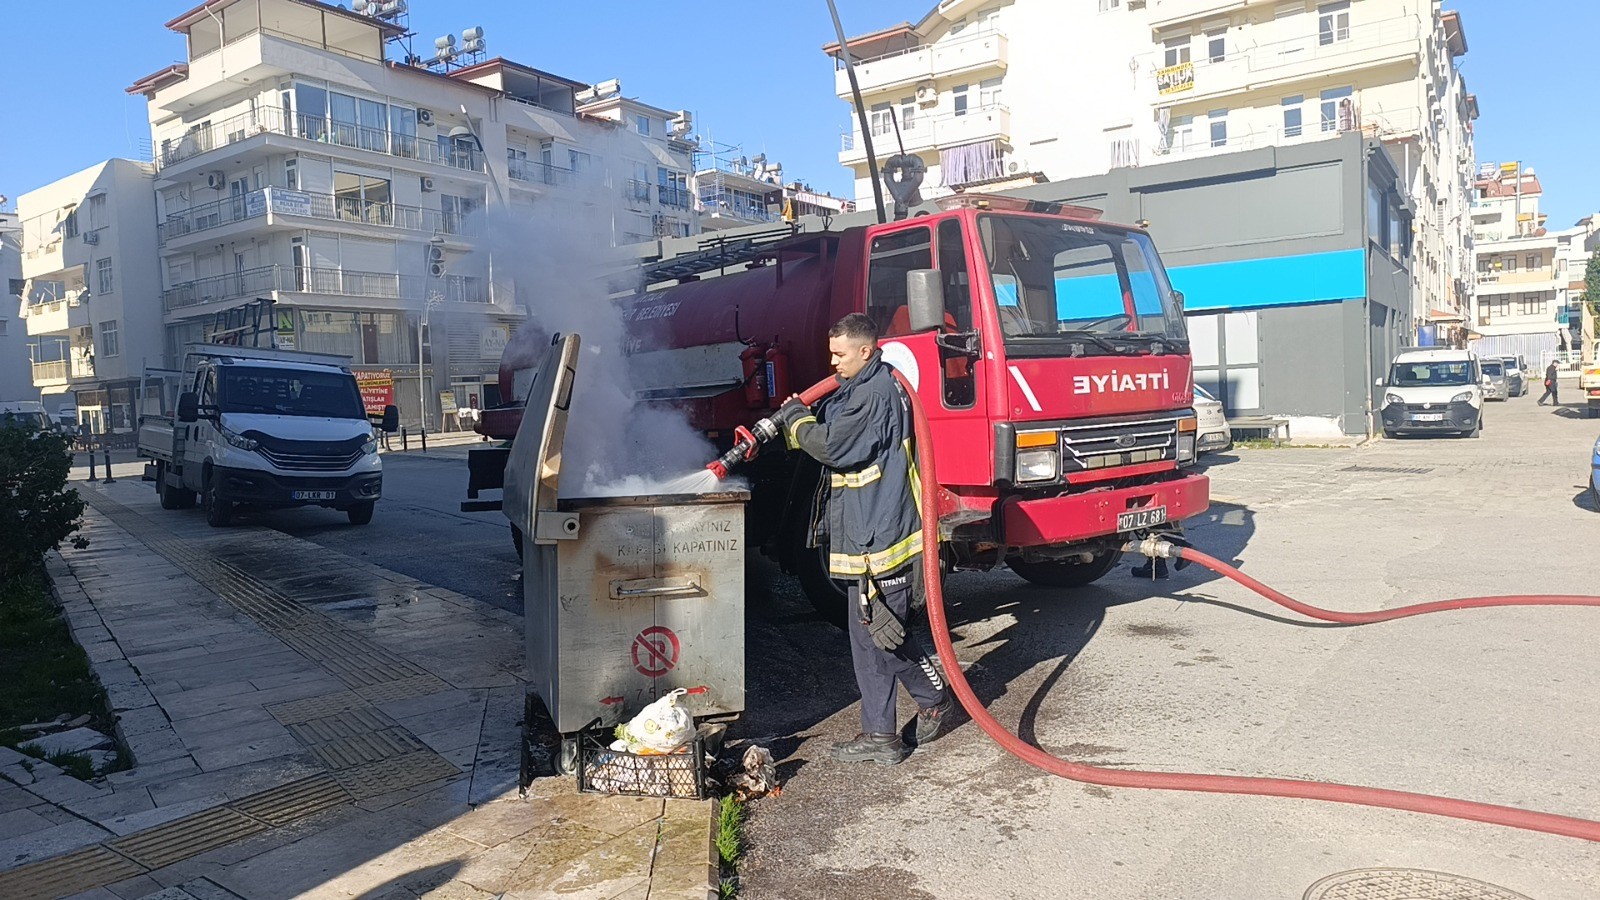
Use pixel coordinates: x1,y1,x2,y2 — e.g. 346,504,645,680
1480,358,1509,401
1495,355,1528,396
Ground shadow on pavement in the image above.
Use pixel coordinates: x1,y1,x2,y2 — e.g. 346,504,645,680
1572,488,1598,513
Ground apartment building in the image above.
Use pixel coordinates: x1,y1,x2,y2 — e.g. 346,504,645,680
0,212,36,404
16,161,161,434
1468,163,1566,360
692,145,852,232
1553,215,1597,354
826,0,1476,331
126,0,699,426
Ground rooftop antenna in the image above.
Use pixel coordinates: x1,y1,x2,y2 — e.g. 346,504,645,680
825,0,887,224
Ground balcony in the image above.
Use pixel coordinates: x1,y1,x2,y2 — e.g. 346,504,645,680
507,158,579,189
623,180,653,206
1151,104,1420,163
657,186,694,210
834,31,1008,97
840,105,1010,166
698,197,779,230
1148,17,1422,107
158,187,481,248
22,291,92,337
157,106,484,175
30,355,94,388
163,265,491,315
1149,0,1273,29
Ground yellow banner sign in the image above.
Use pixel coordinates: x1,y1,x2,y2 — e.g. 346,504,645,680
1157,61,1194,95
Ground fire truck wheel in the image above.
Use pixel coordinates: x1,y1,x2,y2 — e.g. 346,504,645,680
1007,549,1121,588
556,737,579,776
347,502,375,525
510,524,524,561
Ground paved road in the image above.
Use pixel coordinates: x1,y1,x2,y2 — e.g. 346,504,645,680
737,393,1600,900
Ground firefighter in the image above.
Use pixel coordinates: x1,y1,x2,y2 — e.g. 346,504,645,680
772,313,954,765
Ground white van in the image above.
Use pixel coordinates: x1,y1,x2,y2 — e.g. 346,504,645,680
1378,348,1484,438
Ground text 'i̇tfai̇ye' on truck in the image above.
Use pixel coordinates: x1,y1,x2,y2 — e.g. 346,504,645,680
464,194,1210,614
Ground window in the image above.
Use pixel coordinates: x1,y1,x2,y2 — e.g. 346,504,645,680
96,258,114,295
284,158,299,191
1098,0,1120,11
870,102,894,136
953,84,970,116
1516,295,1547,316
389,106,417,156
1206,29,1226,63
1208,109,1228,147
1479,296,1510,319
1505,256,1518,272
634,114,651,136
570,150,593,175
294,84,328,140
1320,86,1354,132
1526,254,1539,270
441,195,477,234
1558,258,1568,276
332,172,392,224
1163,37,1192,68
937,219,976,408
865,227,933,329
0,319,7,337
1318,1,1351,46
358,97,386,152
900,97,917,131
88,195,108,231
100,320,119,358
63,209,79,239
1170,115,1195,151
1282,95,1304,138
979,77,1004,108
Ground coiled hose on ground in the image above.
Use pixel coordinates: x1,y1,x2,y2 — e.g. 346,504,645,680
889,370,1600,844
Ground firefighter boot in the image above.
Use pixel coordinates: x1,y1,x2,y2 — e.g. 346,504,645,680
831,733,911,766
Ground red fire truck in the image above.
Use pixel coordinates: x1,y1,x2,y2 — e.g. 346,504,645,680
465,195,1209,611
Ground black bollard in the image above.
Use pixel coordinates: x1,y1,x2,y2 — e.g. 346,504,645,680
401,426,409,452
420,427,427,453
87,445,97,482
102,442,114,484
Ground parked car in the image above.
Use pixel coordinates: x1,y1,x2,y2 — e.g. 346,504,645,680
1496,355,1528,397
1193,384,1232,453
1480,358,1509,401
1378,348,1484,438
0,400,52,432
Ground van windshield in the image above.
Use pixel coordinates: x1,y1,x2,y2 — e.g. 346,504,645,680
217,367,365,419
1389,360,1473,387
1481,361,1503,376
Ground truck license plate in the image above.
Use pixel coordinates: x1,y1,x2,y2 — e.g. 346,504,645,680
1412,413,1445,422
1117,505,1168,532
291,490,336,501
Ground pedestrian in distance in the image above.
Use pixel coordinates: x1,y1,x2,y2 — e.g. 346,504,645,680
768,313,955,766
1538,360,1560,406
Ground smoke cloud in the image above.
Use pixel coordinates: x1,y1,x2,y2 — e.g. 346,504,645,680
476,149,722,498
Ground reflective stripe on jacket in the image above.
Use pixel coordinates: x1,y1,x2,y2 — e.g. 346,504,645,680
786,353,923,578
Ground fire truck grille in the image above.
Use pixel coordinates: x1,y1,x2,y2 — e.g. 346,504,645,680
1059,417,1178,473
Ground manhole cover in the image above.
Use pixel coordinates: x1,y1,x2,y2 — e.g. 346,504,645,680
1305,868,1533,900
1342,465,1434,475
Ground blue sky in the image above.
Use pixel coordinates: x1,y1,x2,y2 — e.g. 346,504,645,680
1,0,1594,226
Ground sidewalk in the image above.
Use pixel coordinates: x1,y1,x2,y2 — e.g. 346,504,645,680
0,480,716,900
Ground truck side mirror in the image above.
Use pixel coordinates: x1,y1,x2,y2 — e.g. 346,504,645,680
1373,378,1384,387
380,404,400,433
906,269,946,333
177,392,199,423
1172,289,1185,313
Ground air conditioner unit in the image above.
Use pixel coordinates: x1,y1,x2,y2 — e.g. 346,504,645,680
915,81,938,108
418,108,434,126
1005,156,1031,175
206,171,226,190
420,176,436,192
82,231,99,245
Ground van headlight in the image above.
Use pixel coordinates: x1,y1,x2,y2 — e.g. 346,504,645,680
362,437,378,456
1384,393,1405,407
1450,391,1473,403
220,425,258,451
1016,449,1058,483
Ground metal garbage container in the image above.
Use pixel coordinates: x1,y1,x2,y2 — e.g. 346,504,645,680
505,334,747,781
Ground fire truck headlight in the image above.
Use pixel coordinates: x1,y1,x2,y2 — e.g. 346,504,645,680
1016,449,1058,483
1177,433,1197,464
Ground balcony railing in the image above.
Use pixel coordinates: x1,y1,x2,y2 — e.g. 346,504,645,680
658,186,694,209
624,180,653,203
841,104,1010,161
699,197,778,223
1149,16,1422,102
158,187,481,243
31,360,67,382
163,265,490,312
157,106,485,173
507,157,579,188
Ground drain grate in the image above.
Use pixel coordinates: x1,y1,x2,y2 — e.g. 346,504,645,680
1342,465,1434,475
1305,869,1533,900
0,845,146,899
110,807,268,869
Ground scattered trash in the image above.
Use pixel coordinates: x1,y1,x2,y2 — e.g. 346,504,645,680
726,745,779,801
611,689,695,755
578,728,710,799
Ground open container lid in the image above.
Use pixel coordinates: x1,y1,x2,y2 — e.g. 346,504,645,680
502,333,581,545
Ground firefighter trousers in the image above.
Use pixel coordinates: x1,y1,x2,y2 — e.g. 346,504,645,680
846,570,947,735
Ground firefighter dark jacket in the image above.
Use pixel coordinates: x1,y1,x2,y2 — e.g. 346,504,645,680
786,352,924,579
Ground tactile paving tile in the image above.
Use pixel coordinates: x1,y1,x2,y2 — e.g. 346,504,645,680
284,706,396,744
355,674,450,702
310,728,429,769
266,691,369,725
331,750,462,800
1304,869,1534,900
110,807,268,869
0,845,146,900
227,773,352,827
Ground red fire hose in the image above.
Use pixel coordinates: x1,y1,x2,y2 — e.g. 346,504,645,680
884,371,1600,844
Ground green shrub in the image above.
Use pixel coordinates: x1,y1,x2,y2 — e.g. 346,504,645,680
0,426,83,583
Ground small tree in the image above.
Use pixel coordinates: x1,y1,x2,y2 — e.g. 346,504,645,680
1584,254,1600,324
0,427,83,584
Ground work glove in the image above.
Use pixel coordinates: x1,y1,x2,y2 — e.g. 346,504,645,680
770,398,810,431
865,595,907,652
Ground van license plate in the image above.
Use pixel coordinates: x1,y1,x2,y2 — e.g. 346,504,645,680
1118,506,1168,532
1411,413,1445,422
291,490,336,501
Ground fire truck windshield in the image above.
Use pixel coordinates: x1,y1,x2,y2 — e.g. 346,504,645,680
977,215,1187,354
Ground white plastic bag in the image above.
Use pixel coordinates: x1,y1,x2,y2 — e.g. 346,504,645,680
612,688,694,755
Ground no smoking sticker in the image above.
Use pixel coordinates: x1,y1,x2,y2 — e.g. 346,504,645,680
632,626,680,678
